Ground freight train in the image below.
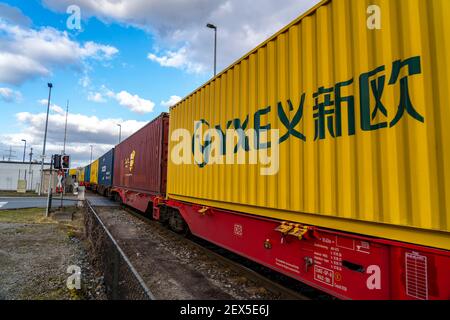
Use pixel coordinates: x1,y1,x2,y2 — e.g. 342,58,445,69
76,0,450,300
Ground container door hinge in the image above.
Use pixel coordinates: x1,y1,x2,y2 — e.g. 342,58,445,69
274,222,294,235
198,206,210,215
289,225,311,240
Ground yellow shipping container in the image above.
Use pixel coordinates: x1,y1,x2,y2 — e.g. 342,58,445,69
78,168,85,183
167,0,450,250
90,159,99,185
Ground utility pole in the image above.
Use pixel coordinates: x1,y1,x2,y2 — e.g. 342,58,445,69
39,83,53,196
21,140,27,180
90,145,93,163
60,100,69,207
63,100,69,155
6,146,16,162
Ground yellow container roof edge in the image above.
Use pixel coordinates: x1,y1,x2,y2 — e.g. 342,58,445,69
170,0,329,112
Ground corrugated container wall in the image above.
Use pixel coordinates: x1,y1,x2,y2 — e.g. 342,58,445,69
98,149,114,187
167,0,450,250
113,113,169,194
78,168,84,183
90,160,99,185
84,165,91,183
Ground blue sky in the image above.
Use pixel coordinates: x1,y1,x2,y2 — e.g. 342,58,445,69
0,0,319,166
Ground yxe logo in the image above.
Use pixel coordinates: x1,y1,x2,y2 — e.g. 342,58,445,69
170,55,424,177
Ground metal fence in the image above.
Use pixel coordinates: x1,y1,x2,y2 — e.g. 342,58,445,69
84,200,155,300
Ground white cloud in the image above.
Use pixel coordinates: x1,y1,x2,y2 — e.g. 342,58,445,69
38,99,65,114
50,105,65,114
0,52,49,85
0,3,31,27
79,71,91,88
0,87,22,102
79,41,119,60
42,0,218,33
87,92,106,103
43,0,320,74
1,111,148,166
14,111,145,144
0,19,119,85
102,85,115,98
89,86,155,114
114,91,155,114
161,95,182,108
148,47,205,74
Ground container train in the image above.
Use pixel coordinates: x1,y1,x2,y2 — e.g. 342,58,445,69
76,0,450,300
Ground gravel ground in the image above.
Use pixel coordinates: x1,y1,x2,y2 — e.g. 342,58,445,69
0,208,107,300
95,207,284,300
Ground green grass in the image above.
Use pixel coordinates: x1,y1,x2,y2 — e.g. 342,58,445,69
0,208,54,224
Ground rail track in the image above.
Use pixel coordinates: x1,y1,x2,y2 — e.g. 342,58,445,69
115,204,317,300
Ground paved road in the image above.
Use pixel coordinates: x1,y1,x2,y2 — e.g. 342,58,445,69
0,194,118,210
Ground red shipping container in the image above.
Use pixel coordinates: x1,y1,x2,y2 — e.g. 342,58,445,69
113,113,169,195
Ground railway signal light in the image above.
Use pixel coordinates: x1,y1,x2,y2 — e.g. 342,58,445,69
62,155,70,170
52,154,61,169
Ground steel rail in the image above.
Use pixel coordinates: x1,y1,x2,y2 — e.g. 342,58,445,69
118,204,310,300
85,199,156,300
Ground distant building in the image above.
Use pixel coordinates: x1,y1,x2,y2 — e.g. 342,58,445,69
0,161,51,191
41,168,59,194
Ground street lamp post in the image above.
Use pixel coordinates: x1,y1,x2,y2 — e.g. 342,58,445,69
21,139,26,162
206,23,217,77
28,148,33,191
90,145,93,163
117,124,122,144
39,83,53,196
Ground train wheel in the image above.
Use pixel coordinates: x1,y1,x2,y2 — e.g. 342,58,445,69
168,210,189,235
114,193,122,204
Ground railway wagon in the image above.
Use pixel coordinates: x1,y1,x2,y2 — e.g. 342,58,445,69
164,0,450,300
111,113,169,214
77,167,85,186
97,148,114,197
68,169,77,179
68,169,77,185
90,159,99,192
84,164,91,189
